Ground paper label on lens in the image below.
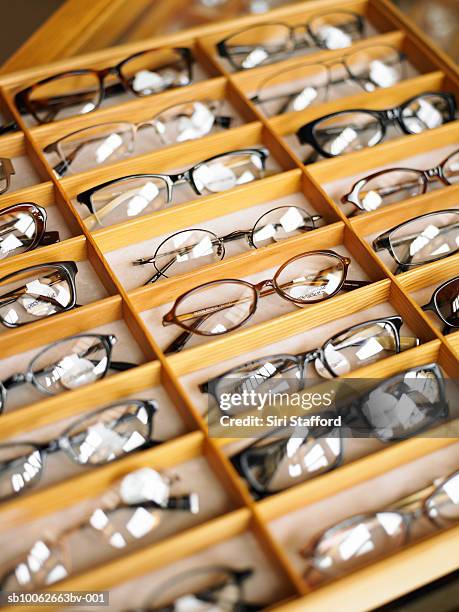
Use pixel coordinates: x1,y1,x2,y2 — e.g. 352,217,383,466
0,233,23,255
315,345,350,377
416,99,443,129
56,355,98,389
442,475,459,504
95,133,124,163
356,337,384,361
193,162,236,192
317,25,351,49
132,70,164,93
293,87,318,111
120,467,169,506
242,47,269,69
330,127,358,155
362,190,382,211
20,280,70,317
15,213,36,238
369,60,398,88
176,105,215,142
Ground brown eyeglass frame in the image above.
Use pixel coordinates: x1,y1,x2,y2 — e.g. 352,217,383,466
0,202,60,256
0,158,15,195
162,250,370,353
14,47,194,125
342,147,459,210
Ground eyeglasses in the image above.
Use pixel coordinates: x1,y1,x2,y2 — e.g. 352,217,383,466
0,203,60,260
0,158,15,195
1,467,199,590
133,206,322,284
201,315,419,411
296,92,456,160
76,148,269,230
15,47,194,125
126,567,260,612
217,11,365,71
229,363,446,497
0,333,137,414
252,44,406,117
0,121,18,136
0,261,80,327
342,148,459,212
301,466,459,578
162,250,370,354
44,99,234,177
422,276,459,334
372,209,459,273
0,400,158,500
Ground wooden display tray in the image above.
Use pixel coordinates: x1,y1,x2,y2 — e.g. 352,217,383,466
0,0,458,610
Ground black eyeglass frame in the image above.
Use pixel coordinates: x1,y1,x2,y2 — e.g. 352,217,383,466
296,92,457,159
216,10,365,71
422,276,459,334
0,399,158,500
0,333,136,414
372,208,459,272
200,315,406,400
230,362,447,497
76,148,269,217
0,260,78,328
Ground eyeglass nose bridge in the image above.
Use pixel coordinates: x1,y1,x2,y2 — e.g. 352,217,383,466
382,107,401,123
424,165,448,184
254,278,275,292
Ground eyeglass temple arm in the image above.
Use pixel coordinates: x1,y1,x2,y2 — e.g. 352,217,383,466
373,221,459,254
49,140,87,176
39,231,60,246
0,122,18,135
164,316,208,354
108,360,137,371
123,493,199,513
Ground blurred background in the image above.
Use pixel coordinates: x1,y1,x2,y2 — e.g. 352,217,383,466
0,0,458,68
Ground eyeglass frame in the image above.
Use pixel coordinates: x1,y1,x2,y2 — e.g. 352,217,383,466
133,205,322,284
342,147,459,210
44,98,234,178
0,260,79,328
128,566,258,612
251,44,407,114
232,363,447,498
200,315,415,399
162,250,370,354
216,10,365,71
296,92,457,159
0,333,137,414
0,202,60,255
301,465,458,572
0,468,199,591
0,399,158,500
0,158,15,195
76,147,270,217
422,276,459,334
14,47,194,125
372,208,459,272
